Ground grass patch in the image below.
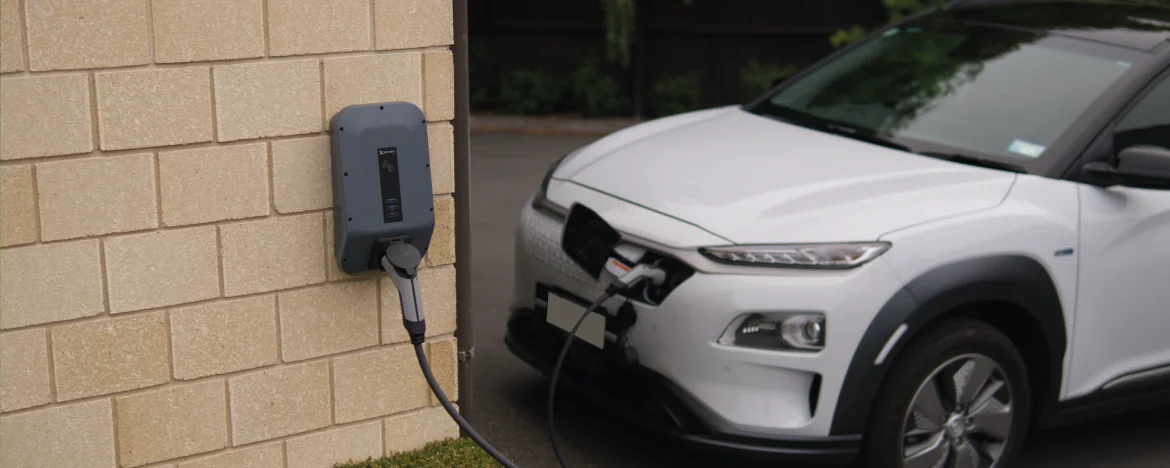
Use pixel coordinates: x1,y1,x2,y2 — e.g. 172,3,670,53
336,438,503,468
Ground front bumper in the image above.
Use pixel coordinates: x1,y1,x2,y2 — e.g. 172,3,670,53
505,308,861,465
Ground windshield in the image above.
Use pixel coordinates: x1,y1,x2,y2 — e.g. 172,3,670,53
749,19,1144,166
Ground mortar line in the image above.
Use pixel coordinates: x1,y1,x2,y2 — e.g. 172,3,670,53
87,70,102,161
153,152,163,228
209,67,219,141
262,0,271,56
98,239,111,315
45,326,58,403
216,224,226,297
18,0,30,73
111,396,123,467
319,59,327,131
0,337,434,420
368,0,377,50
4,48,435,78
145,0,156,63
267,141,276,214
225,378,234,447
29,164,43,244
274,293,285,363
0,135,317,168
327,359,337,425
164,310,176,382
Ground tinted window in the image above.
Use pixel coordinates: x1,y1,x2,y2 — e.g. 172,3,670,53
1115,74,1170,152
750,20,1144,168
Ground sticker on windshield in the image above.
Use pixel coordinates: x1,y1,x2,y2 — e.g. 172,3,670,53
1007,139,1047,158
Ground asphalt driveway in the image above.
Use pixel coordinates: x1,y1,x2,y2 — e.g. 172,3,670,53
467,131,1170,468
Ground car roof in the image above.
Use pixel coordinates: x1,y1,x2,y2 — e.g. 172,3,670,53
938,0,1170,51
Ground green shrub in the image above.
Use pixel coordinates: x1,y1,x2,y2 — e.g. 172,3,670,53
739,59,800,100
651,71,702,116
499,68,565,115
571,59,630,116
336,438,502,468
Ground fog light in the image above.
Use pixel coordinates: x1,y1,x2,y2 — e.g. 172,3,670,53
719,313,826,351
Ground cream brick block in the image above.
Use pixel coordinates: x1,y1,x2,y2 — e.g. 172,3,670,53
0,399,115,467
105,226,220,314
324,53,421,121
25,0,148,71
116,380,228,467
380,267,455,343
0,0,24,72
0,74,93,159
426,337,458,406
96,67,213,150
171,296,279,380
220,213,325,297
423,50,454,122
178,443,283,468
51,312,169,401
279,280,378,362
383,406,458,455
0,240,103,329
229,361,331,445
286,421,382,468
36,153,157,240
332,346,428,423
425,196,455,266
427,122,454,194
269,0,369,56
214,60,322,142
160,143,270,226
374,0,453,50
153,0,264,63
0,329,51,412
272,136,332,213
1,165,37,246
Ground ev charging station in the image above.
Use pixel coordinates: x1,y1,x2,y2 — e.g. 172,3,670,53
331,102,665,468
330,101,518,467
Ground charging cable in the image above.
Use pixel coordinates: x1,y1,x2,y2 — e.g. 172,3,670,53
385,241,666,468
547,263,667,468
382,242,520,468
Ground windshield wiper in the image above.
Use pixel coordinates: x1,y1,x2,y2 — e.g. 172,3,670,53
917,151,1028,174
759,110,912,152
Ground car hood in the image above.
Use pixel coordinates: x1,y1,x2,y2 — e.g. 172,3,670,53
556,108,1018,244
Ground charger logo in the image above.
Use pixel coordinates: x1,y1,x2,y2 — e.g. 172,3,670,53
381,160,396,173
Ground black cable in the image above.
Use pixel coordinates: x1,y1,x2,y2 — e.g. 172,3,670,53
547,292,616,468
413,343,520,468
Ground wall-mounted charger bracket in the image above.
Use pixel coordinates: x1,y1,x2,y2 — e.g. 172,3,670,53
330,102,435,275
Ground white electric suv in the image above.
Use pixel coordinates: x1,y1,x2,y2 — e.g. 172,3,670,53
504,1,1170,467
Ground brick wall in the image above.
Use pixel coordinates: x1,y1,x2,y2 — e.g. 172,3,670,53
0,1,460,467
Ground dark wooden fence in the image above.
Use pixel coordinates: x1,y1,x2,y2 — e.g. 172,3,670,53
468,0,888,117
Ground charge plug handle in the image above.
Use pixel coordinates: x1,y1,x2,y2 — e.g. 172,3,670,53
381,242,427,343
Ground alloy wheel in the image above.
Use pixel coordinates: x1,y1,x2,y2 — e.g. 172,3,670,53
901,353,1015,468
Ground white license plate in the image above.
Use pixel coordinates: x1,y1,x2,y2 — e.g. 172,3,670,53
545,294,605,349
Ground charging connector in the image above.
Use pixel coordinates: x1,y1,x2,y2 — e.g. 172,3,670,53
382,246,520,468
547,260,668,468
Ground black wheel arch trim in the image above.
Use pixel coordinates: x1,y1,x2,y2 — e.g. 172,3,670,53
829,255,1067,435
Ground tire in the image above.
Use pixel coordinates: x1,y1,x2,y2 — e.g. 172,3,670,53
857,318,1031,468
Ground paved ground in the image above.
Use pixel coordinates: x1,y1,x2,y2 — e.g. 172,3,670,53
466,131,1170,468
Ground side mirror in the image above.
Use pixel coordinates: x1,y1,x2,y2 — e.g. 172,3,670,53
1081,146,1170,190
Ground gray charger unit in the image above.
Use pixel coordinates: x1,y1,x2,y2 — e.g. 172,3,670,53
330,102,435,274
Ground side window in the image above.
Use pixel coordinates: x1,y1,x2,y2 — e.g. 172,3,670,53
1114,73,1170,153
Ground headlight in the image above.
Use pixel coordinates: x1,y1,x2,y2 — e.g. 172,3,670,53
699,242,890,269
719,312,825,351
533,150,579,214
